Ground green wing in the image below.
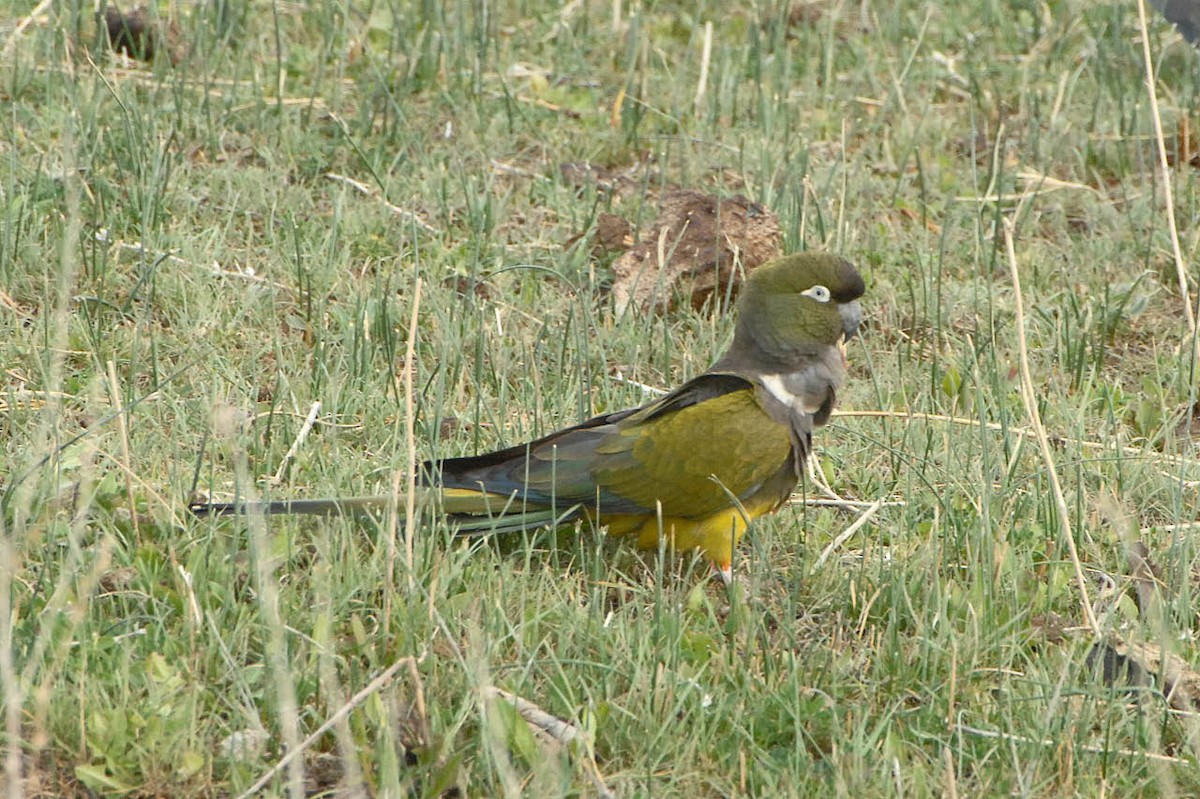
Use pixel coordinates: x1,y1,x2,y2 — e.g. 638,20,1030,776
430,373,796,519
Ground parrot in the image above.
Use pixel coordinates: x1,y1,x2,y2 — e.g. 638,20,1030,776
190,252,865,581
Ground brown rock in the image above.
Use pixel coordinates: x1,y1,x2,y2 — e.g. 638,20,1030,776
104,5,184,65
611,190,782,315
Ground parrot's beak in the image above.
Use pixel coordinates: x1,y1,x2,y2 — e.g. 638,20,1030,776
839,300,862,342
838,301,862,367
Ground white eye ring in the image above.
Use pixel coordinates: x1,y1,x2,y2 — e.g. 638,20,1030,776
802,285,831,303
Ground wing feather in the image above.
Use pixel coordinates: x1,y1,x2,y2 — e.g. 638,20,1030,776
429,373,796,520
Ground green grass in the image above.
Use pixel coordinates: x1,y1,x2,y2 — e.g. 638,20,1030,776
5,0,1200,795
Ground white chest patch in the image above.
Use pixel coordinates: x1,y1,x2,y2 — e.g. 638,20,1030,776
761,373,825,415
760,374,797,408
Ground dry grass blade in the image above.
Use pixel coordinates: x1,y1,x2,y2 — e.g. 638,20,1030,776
811,498,887,573
3,0,54,58
388,277,423,610
953,723,1190,764
832,409,1200,473
1135,0,1195,335
270,401,321,485
325,172,439,233
1002,218,1099,636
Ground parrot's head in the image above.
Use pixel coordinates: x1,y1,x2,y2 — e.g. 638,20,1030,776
731,252,865,367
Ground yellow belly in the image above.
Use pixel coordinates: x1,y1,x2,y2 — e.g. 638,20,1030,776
601,496,780,571
440,486,787,573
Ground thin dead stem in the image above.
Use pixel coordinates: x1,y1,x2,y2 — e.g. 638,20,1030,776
386,277,423,620
1135,0,1195,334
241,450,305,799
324,171,439,233
106,361,140,543
811,498,887,573
1002,219,1100,636
270,401,321,485
832,409,1200,472
3,121,88,799
694,21,713,113
2,0,54,59
403,281,422,592
954,723,1189,764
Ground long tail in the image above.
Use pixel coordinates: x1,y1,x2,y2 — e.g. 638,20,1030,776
189,495,395,517
189,488,580,535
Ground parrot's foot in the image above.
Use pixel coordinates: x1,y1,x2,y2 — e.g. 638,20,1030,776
710,563,734,585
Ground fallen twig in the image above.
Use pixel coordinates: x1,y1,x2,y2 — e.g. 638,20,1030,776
325,172,439,233
235,656,422,799
811,498,887,573
483,686,614,799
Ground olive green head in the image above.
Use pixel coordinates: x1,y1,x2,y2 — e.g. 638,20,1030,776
727,252,865,367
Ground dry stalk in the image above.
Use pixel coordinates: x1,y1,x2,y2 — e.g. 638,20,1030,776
1002,219,1100,636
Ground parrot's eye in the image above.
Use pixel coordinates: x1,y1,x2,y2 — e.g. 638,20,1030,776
802,285,831,303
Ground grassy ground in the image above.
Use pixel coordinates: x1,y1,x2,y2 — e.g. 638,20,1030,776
5,0,1200,795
